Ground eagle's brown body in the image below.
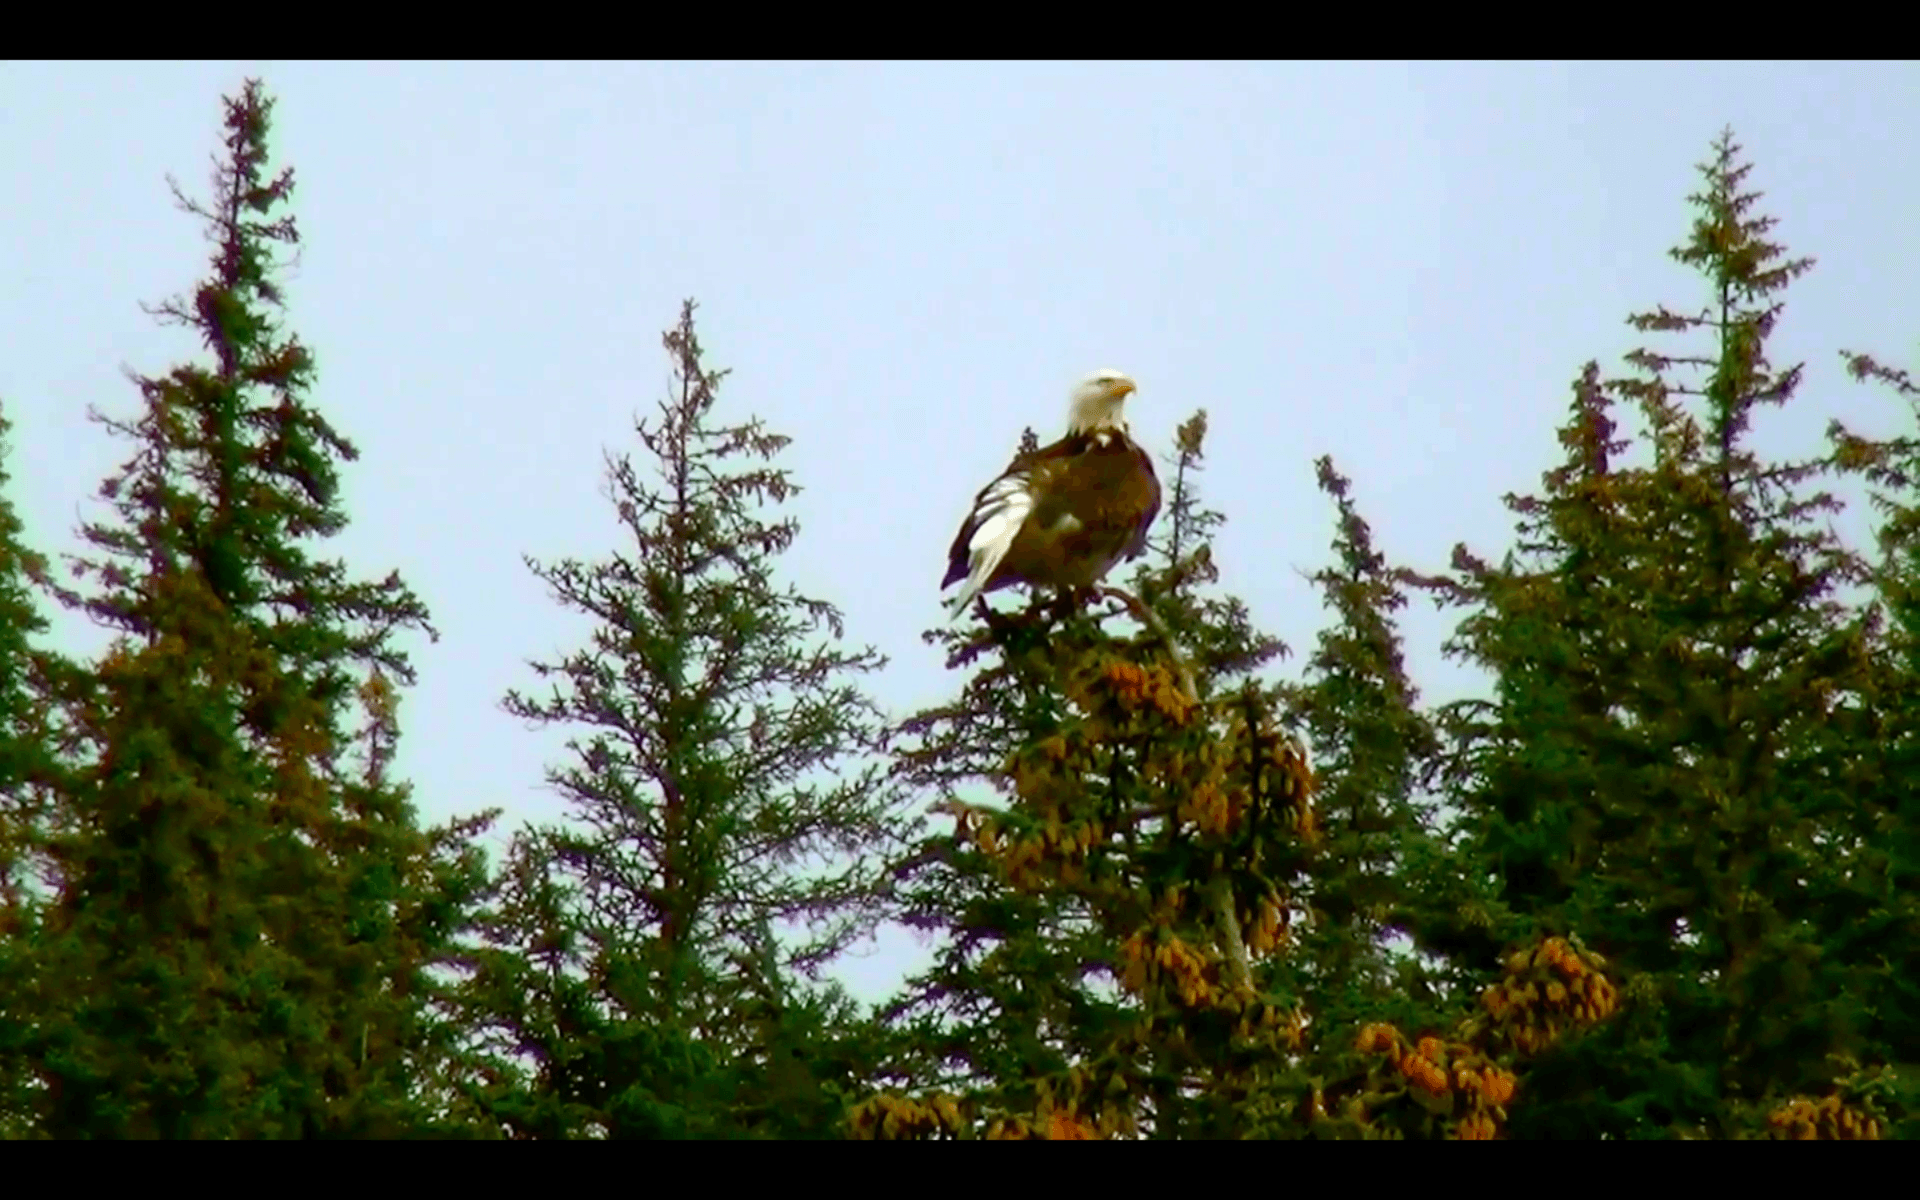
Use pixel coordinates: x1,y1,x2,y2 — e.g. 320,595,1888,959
941,426,1161,605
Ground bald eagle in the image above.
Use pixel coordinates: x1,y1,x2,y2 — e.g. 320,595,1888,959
942,369,1162,618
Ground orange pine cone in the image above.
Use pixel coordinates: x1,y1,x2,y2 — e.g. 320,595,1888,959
1047,1110,1098,1140
1485,1071,1515,1107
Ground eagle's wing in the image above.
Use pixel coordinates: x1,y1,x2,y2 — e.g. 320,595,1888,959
942,437,1080,617
943,470,1033,617
1122,442,1162,562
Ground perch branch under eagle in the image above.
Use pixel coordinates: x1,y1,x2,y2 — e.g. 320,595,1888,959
941,369,1162,619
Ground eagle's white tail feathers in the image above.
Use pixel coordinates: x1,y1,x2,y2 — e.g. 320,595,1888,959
948,475,1033,620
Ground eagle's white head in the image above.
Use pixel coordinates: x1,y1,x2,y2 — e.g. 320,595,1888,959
1067,368,1138,435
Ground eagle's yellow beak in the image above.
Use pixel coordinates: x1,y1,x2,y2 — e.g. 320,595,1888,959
1108,379,1137,398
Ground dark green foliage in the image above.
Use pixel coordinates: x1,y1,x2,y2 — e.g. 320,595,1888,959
1420,130,1902,1137
1826,350,1920,1133
1270,455,1461,1045
6,81,494,1138
0,406,51,802
0,403,59,1137
456,301,900,1138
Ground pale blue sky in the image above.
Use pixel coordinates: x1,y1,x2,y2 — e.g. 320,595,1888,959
4,61,1916,1005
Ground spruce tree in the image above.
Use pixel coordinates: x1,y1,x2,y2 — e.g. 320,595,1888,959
1825,349,1920,1136
457,301,899,1138
1421,131,1893,1138
0,402,60,1137
1270,456,1459,1047
869,413,1329,1138
15,80,493,1138
0,404,51,810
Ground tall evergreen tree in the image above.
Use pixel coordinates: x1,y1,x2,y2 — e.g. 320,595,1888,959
1825,348,1920,1135
0,402,60,1137
0,403,52,811
456,301,900,1138
871,413,1332,1139
1270,455,1458,1047
1420,131,1893,1138
13,80,493,1138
